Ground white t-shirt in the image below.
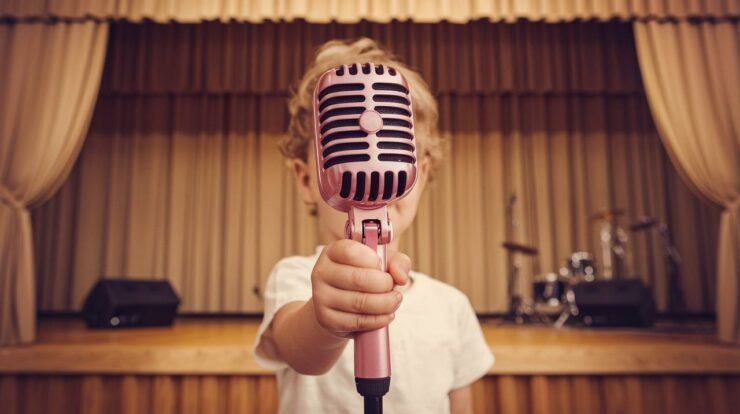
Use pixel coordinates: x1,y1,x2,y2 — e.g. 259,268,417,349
253,247,494,414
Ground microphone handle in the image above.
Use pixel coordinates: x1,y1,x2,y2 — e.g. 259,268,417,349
353,217,391,403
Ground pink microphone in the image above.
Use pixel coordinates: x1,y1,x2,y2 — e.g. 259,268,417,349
312,62,417,412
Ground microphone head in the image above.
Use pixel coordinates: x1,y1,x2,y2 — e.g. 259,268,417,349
313,63,417,212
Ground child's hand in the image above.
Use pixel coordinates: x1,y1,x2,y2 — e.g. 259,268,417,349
311,239,410,338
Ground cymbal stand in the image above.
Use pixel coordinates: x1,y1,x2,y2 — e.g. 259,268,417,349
503,194,538,324
599,219,628,279
506,254,529,323
630,217,684,312
658,223,684,312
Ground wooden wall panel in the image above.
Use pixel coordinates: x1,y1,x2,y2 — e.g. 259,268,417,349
1,374,738,414
0,375,278,414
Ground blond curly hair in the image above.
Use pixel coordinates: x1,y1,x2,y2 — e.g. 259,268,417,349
282,38,446,173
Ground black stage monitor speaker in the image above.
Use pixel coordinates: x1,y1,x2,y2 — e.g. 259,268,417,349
82,279,180,328
573,279,655,327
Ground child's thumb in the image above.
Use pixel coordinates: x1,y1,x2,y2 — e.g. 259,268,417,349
386,251,411,285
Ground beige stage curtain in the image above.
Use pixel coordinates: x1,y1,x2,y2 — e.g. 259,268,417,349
0,21,108,345
0,0,738,23
634,21,740,343
31,21,720,315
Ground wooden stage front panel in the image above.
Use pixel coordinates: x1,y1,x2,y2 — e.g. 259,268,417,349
1,318,739,414
2,373,739,414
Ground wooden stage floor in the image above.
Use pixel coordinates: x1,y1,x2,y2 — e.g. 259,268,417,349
1,317,738,375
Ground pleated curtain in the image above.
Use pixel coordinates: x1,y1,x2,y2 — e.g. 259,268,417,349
0,21,108,345
31,21,720,317
634,21,740,343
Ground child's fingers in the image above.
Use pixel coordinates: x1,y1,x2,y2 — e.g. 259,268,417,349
319,307,396,334
315,260,394,293
387,251,412,285
319,284,402,315
325,239,382,269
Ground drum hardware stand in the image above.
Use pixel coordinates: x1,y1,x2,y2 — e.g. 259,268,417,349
502,242,539,323
630,217,684,312
660,223,684,312
502,194,540,324
592,209,629,279
553,287,579,329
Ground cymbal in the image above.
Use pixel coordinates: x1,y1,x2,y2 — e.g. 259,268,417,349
590,209,625,221
501,241,538,256
630,217,657,231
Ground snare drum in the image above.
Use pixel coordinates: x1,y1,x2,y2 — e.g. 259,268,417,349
565,251,597,281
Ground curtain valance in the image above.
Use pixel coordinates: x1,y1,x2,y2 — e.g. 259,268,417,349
100,21,643,95
1,0,738,24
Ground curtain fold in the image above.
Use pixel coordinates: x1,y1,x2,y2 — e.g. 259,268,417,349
0,21,108,345
634,20,740,343
31,21,720,316
1,0,738,23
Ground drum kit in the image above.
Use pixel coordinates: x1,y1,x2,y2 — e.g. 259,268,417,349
502,202,681,327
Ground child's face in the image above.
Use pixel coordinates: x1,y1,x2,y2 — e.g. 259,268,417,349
291,140,429,250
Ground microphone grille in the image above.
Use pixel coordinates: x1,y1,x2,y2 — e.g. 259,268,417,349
313,63,417,210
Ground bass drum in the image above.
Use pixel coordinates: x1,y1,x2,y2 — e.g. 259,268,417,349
533,272,566,314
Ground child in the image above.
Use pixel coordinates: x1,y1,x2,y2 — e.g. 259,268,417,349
253,38,494,414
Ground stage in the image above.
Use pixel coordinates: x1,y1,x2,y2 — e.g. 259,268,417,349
1,317,738,413
1,2,739,413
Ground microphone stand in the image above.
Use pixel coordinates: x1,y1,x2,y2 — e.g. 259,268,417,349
364,396,383,414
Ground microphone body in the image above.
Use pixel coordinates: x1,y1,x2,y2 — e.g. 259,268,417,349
312,63,417,405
